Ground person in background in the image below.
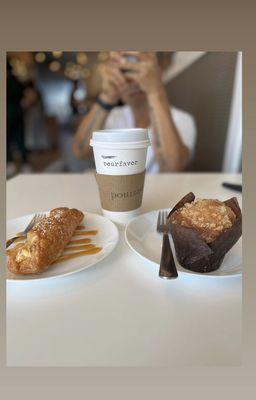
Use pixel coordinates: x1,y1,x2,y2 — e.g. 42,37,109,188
7,60,27,172
73,51,196,173
70,80,80,116
69,79,88,133
21,80,49,153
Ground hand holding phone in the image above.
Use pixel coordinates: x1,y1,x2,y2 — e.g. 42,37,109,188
121,55,139,73
124,55,139,63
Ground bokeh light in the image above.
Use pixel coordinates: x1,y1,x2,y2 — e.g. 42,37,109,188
49,61,61,72
52,51,63,58
97,52,109,62
35,52,46,63
9,58,29,81
76,52,88,65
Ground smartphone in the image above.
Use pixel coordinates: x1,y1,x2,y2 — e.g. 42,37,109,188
124,55,139,63
121,55,139,73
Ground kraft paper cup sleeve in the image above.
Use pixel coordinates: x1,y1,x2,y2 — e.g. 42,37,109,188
95,170,146,212
168,193,242,273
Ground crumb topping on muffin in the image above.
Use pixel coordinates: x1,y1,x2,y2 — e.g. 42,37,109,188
170,199,236,243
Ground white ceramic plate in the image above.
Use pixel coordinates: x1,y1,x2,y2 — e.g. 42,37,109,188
6,211,119,281
125,209,242,277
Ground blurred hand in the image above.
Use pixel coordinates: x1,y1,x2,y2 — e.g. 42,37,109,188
99,52,128,104
118,52,163,96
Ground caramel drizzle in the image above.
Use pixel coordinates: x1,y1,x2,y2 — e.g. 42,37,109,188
73,230,98,236
55,247,102,263
64,244,94,252
13,237,92,245
70,238,92,244
7,226,102,263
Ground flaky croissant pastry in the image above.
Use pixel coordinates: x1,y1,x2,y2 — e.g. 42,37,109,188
7,207,84,275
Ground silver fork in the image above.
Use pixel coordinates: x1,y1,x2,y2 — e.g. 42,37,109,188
157,210,178,279
6,213,45,248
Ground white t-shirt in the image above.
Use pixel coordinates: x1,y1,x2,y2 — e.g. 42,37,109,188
104,105,197,173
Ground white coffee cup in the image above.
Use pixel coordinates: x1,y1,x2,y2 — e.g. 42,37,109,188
90,129,150,225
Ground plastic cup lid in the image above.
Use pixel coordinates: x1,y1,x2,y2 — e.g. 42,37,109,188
90,129,150,148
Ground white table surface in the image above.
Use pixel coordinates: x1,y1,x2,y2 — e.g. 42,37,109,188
6,173,242,366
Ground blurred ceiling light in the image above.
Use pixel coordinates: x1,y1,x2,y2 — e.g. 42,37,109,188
10,58,24,68
76,52,88,65
9,58,18,67
64,63,91,80
52,51,63,58
49,61,61,72
64,63,75,78
35,52,46,63
11,59,29,81
65,68,79,80
97,52,109,62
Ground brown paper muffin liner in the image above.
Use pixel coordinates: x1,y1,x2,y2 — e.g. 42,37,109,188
168,192,242,273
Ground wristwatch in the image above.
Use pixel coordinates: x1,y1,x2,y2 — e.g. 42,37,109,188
96,97,118,111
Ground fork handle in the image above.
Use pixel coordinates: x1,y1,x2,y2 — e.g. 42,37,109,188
6,236,24,249
159,233,178,279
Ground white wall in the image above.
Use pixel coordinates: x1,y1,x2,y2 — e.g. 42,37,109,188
222,52,242,172
162,52,206,83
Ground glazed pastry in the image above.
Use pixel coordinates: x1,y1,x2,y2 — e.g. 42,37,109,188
168,193,242,273
7,207,84,275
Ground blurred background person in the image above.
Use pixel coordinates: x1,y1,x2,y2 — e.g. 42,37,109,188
69,79,88,132
73,51,197,173
7,60,27,175
21,80,49,154
70,80,80,116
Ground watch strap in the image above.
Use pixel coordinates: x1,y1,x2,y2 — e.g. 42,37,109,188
96,97,117,111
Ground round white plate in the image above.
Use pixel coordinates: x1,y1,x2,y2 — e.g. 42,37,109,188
125,209,242,277
6,211,119,281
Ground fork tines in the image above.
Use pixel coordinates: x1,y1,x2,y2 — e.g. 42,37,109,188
25,213,45,233
157,210,169,233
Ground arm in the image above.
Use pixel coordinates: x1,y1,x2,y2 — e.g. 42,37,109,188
120,52,190,172
72,101,109,159
147,86,190,172
73,54,128,159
